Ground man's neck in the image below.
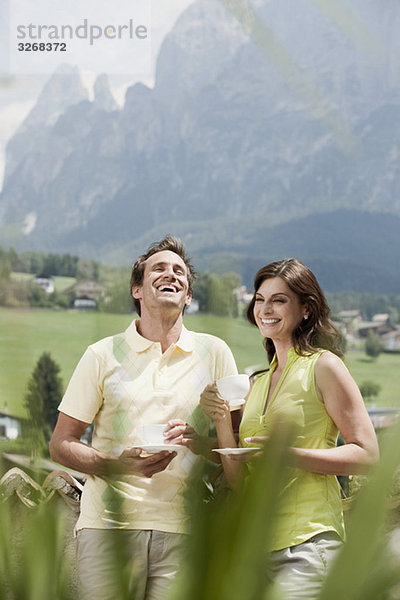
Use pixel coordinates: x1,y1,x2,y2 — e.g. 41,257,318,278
137,310,184,353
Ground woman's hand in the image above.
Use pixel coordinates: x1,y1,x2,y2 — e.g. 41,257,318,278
200,383,230,422
244,436,269,445
163,419,200,453
164,419,218,458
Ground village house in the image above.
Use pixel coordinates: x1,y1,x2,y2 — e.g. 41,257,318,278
32,274,55,294
65,279,105,300
356,313,396,339
0,410,23,440
380,328,400,351
65,279,105,310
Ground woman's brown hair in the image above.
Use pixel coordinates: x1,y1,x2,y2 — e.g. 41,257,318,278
246,258,343,363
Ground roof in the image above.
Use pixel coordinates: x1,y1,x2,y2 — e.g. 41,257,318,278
0,411,24,421
372,313,390,322
337,310,361,319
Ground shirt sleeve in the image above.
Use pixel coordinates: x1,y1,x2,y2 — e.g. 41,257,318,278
213,339,238,380
58,346,103,424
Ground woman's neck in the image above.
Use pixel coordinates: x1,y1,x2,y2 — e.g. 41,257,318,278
272,339,294,371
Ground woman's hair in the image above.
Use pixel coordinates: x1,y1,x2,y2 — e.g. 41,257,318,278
246,258,343,363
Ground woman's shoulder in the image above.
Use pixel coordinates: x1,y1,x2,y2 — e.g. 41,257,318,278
314,350,347,380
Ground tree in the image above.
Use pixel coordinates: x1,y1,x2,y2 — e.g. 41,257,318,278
193,271,241,317
0,247,11,284
99,279,133,314
24,353,63,452
365,329,384,359
359,380,381,402
0,247,11,304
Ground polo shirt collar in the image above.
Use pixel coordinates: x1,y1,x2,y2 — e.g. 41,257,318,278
176,325,194,352
124,320,194,353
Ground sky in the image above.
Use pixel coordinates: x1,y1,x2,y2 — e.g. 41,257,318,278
0,0,193,188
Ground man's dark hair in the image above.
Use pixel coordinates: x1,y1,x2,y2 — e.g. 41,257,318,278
130,235,196,315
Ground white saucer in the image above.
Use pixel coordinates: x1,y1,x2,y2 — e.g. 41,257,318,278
228,398,246,408
136,444,184,454
212,447,261,456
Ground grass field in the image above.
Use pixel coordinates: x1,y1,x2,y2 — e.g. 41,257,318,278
0,307,399,418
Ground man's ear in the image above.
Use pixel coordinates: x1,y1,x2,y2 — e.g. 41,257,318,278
132,285,142,300
185,292,192,307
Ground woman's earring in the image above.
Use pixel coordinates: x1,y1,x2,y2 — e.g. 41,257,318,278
304,315,309,320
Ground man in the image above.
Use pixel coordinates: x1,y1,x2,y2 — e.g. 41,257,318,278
49,235,237,600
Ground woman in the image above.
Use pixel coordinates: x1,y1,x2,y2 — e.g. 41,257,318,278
200,258,379,599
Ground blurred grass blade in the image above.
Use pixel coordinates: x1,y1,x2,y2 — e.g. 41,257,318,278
173,422,295,600
319,421,400,600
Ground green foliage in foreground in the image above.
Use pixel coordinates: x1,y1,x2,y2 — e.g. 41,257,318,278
0,499,73,600
2,422,400,599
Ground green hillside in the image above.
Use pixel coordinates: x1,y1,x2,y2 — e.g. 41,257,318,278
0,308,399,419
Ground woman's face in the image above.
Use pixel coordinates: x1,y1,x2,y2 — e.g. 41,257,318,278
253,277,308,344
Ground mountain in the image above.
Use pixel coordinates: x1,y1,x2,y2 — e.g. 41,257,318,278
0,0,399,292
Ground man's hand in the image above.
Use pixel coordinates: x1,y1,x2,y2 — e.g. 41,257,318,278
112,447,177,478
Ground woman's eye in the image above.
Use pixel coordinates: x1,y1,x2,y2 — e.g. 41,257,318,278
273,298,285,303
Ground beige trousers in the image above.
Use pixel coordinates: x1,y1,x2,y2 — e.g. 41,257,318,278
76,528,186,600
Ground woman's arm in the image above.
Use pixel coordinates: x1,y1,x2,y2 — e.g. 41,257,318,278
291,352,379,475
200,383,247,487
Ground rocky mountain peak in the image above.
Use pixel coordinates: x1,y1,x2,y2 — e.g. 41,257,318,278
93,74,117,112
4,64,88,183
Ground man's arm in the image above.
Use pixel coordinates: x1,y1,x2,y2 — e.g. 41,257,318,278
50,412,177,478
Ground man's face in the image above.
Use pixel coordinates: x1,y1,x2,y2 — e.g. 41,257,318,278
132,250,192,316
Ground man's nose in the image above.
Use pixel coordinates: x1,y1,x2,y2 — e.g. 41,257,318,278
164,266,176,279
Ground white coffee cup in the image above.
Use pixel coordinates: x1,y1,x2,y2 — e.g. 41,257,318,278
216,374,250,407
141,424,168,445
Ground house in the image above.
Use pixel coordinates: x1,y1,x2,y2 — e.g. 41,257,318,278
72,296,98,310
0,410,23,440
337,310,362,323
65,279,105,300
357,318,396,339
32,274,55,294
372,313,391,324
367,407,400,430
380,328,400,351
234,286,253,305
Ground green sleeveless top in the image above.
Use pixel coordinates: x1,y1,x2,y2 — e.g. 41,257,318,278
239,348,345,551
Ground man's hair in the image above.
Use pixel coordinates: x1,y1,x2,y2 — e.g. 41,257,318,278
130,235,196,315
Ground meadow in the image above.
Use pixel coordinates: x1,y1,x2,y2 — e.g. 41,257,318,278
0,307,399,418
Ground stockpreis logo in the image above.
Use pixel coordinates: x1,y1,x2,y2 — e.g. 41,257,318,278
2,0,151,75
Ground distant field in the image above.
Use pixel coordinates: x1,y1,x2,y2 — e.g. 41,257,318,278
0,308,399,419
10,272,77,292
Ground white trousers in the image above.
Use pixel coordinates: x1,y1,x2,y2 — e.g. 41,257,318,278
268,532,343,600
